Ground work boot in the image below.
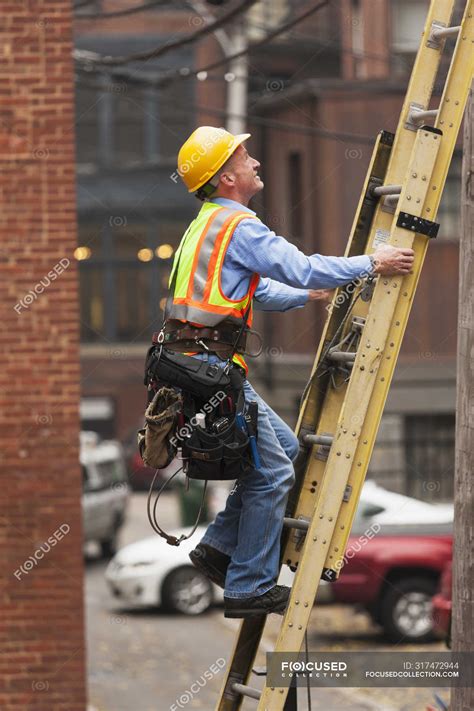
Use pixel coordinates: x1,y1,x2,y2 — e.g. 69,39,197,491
224,585,291,618
189,543,230,589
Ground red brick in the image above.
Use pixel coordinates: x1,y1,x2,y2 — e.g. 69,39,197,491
0,2,86,709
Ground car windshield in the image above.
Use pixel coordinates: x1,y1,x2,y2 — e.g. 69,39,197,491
95,459,128,487
353,501,386,526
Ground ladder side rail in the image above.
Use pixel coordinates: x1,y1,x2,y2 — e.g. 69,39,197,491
325,2,474,573
257,128,442,710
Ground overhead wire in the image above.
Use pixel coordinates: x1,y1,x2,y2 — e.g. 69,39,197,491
75,73,376,144
74,0,261,66
75,0,331,74
180,0,332,75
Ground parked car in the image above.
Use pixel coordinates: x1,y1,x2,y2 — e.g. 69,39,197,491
330,482,453,643
105,481,453,638
432,560,452,645
81,431,130,557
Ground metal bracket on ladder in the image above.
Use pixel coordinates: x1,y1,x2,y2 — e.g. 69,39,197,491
405,102,439,131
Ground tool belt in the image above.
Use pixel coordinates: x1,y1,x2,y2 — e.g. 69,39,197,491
154,319,263,358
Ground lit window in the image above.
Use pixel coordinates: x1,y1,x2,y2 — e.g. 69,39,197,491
156,244,174,259
137,248,154,262
74,246,92,260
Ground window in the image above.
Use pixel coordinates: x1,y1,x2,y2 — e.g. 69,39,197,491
248,0,290,39
404,414,455,501
392,0,428,52
75,79,194,167
351,0,364,79
391,0,429,75
95,459,128,487
114,89,146,163
75,87,101,165
77,219,187,343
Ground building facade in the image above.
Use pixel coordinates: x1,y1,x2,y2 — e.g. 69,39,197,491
75,0,462,500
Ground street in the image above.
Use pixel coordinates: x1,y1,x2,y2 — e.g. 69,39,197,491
86,493,449,711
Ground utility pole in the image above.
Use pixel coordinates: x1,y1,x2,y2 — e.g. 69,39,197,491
188,1,249,134
226,18,248,135
451,83,473,711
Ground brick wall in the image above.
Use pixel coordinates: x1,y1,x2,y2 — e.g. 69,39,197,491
0,2,86,710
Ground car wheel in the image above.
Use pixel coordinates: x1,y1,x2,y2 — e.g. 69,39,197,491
380,576,437,643
161,566,213,615
100,534,118,559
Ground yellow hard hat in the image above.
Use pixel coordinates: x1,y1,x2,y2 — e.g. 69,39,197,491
177,126,250,193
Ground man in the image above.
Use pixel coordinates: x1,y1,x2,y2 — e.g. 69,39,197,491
167,126,414,618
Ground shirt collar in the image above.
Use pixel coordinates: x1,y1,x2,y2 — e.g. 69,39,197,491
209,197,256,216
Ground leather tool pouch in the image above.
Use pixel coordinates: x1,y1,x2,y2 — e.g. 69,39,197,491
182,418,251,481
137,386,183,469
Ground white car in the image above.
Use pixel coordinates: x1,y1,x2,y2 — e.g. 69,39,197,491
81,431,130,557
105,481,453,615
106,525,216,614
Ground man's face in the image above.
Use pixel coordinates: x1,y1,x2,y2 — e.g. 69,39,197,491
221,145,263,198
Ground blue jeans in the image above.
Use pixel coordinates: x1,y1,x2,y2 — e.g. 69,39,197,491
190,353,299,599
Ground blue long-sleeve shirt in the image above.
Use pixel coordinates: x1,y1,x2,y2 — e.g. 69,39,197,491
213,198,372,313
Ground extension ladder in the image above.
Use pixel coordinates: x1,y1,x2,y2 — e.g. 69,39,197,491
215,1,474,708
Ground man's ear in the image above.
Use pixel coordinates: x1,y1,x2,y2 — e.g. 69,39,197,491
220,170,235,187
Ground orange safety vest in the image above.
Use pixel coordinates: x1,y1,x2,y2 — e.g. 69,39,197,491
167,202,260,372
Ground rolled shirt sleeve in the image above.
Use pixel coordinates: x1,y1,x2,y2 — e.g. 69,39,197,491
226,218,372,290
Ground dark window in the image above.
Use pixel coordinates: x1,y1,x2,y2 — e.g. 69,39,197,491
404,414,455,501
75,78,194,167
77,220,188,342
75,87,101,164
115,88,146,163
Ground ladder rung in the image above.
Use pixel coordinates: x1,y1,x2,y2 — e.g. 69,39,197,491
371,183,402,197
284,517,310,531
408,108,439,124
231,683,261,700
327,349,356,363
303,433,334,446
252,666,267,677
432,25,461,40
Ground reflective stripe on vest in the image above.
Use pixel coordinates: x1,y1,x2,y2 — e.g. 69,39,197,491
167,203,260,372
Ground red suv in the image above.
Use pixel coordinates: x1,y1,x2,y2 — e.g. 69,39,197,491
328,482,453,643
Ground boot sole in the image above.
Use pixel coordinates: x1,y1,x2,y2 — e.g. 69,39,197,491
189,551,226,589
